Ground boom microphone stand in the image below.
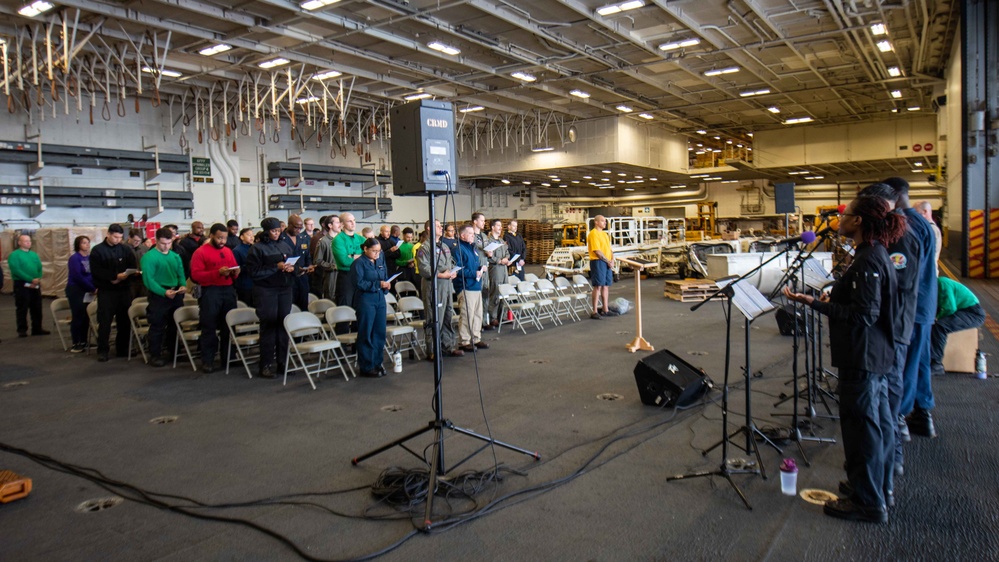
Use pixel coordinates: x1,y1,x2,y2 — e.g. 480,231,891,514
352,190,539,531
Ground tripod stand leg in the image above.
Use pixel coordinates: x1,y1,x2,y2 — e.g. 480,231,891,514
420,425,445,532
352,423,435,465
667,467,752,510
450,424,541,460
701,426,748,456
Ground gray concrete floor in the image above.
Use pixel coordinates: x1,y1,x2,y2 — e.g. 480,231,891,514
2,270,998,561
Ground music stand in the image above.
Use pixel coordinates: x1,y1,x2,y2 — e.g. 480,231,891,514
667,277,776,510
618,256,654,353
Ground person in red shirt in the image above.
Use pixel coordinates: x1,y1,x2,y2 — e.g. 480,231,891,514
191,223,240,373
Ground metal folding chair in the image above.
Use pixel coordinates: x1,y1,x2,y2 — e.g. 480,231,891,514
283,312,353,388
173,305,201,371
127,302,151,363
50,298,73,351
225,307,260,378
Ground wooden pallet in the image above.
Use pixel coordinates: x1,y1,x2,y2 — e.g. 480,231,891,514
663,279,722,302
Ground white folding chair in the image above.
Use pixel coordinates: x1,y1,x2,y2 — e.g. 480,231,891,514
225,307,260,378
556,276,592,316
50,298,73,351
395,296,427,357
236,300,251,309
524,273,540,283
384,293,412,325
537,278,578,322
395,280,419,298
308,292,319,305
127,302,151,363
283,312,353,388
308,298,337,333
518,281,560,327
173,306,202,371
325,306,359,363
497,283,540,334
86,300,112,353
290,303,302,314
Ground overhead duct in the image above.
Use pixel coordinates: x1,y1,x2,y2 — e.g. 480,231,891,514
537,184,708,206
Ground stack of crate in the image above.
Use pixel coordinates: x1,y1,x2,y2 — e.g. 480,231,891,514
663,279,722,302
521,220,554,264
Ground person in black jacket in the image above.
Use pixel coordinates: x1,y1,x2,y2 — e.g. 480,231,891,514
245,217,296,378
176,221,205,279
503,219,527,282
278,214,315,311
785,194,907,524
89,224,138,362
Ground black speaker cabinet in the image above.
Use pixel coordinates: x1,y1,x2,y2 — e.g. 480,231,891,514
389,99,457,196
774,182,796,214
634,349,710,408
775,304,804,336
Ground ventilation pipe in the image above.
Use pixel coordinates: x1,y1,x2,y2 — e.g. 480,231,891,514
207,139,232,220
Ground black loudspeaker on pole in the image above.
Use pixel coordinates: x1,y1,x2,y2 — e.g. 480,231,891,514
389,99,458,196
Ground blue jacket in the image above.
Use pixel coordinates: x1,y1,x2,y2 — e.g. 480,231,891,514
903,207,938,324
453,240,482,293
349,254,388,308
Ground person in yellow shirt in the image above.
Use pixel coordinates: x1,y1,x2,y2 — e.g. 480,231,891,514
587,215,614,319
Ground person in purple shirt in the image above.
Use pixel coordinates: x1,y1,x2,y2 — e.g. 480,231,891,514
66,235,96,352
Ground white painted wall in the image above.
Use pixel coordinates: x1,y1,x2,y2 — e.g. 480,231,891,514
944,27,964,233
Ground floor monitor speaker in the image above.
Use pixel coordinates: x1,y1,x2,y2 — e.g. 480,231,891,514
634,349,710,407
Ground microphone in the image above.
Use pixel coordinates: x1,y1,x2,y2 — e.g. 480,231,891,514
774,230,817,246
818,204,847,218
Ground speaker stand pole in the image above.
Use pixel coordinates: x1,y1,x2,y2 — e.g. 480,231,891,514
352,191,540,531
668,289,754,510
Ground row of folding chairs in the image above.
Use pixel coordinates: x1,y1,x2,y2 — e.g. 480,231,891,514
497,275,593,335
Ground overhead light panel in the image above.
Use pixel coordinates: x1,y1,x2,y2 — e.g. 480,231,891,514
596,0,645,16
569,89,591,99
887,66,902,77
511,71,536,82
141,66,182,78
428,41,460,56
459,106,485,113
616,105,633,113
501,179,510,185
767,106,781,114
404,93,432,101
531,146,554,152
870,23,887,36
199,44,232,56
914,162,923,167
659,38,700,51
296,96,320,104
259,58,290,69
739,89,771,97
638,113,654,120
18,1,54,17
783,117,814,125
890,90,903,99
696,129,707,134
877,40,893,52
312,70,343,81
301,0,341,9
522,181,531,185
704,67,740,77
907,106,921,111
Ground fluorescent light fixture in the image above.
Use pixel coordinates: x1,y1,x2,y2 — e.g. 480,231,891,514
511,71,536,82
870,23,887,36
296,96,320,104
638,113,654,120
428,41,460,56
914,162,923,167
541,183,551,187
712,149,722,153
583,175,592,179
783,116,814,125
891,108,899,113
659,38,700,51
617,180,626,184
739,89,771,97
890,90,903,99
907,106,921,111
704,67,740,77
736,144,743,148
912,169,923,173
747,133,753,137
726,140,733,144
805,176,825,180
649,177,657,181
887,66,902,77
522,181,531,185
714,136,721,140
635,175,643,179
571,180,580,184
670,184,685,189
596,0,645,16
301,0,341,9
696,130,707,134
601,178,610,181
695,151,705,155
624,188,635,191
501,179,510,184
721,180,738,184
601,170,612,173
259,58,290,69
616,105,633,112
877,40,893,52
559,184,568,188
690,174,710,178
404,93,432,101
548,174,559,178
199,44,232,56
141,66,182,78
459,106,485,113
569,89,590,99
312,70,343,81
617,172,627,176
788,171,810,175
531,146,555,152
706,177,722,180
18,1,54,17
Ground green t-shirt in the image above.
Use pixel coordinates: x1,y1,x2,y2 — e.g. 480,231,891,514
332,232,363,272
937,277,979,319
395,242,415,267
141,249,186,297
7,248,42,282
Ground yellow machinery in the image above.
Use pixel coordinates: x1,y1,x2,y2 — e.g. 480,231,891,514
558,223,587,247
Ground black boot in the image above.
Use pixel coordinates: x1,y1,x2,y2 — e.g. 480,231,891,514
906,408,937,438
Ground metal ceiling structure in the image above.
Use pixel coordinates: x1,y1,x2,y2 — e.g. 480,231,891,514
0,0,959,191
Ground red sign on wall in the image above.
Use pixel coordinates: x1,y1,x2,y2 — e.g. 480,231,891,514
924,143,934,151
913,144,922,152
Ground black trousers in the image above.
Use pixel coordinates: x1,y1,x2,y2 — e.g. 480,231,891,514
839,369,892,510
334,270,352,306
198,285,237,365
254,285,292,371
236,286,254,307
13,282,43,335
97,289,132,356
292,274,311,311
147,292,183,358
65,285,90,345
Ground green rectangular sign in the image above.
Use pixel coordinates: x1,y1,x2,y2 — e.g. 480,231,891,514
192,157,211,177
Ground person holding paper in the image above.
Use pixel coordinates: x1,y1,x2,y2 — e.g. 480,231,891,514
454,224,488,352
784,194,905,524
191,223,240,373
504,220,527,282
332,212,364,307
90,223,139,362
142,227,188,368
245,217,297,378
471,213,493,328
311,215,340,301
418,219,462,359
8,233,48,338
394,227,418,287
351,238,390,377
66,235,95,352
279,215,316,312
232,228,256,306
485,219,511,329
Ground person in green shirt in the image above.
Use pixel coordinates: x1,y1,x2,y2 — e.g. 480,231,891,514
331,212,363,306
931,277,985,375
141,227,188,367
8,233,49,337
394,227,417,286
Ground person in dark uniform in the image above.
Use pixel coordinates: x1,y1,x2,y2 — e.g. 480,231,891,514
350,238,390,377
279,214,315,311
224,220,240,250
90,224,138,362
504,219,527,282
785,194,907,524
176,221,205,280
232,228,256,306
245,217,296,378
190,223,239,373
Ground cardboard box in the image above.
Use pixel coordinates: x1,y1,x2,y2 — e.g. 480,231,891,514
942,327,979,373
